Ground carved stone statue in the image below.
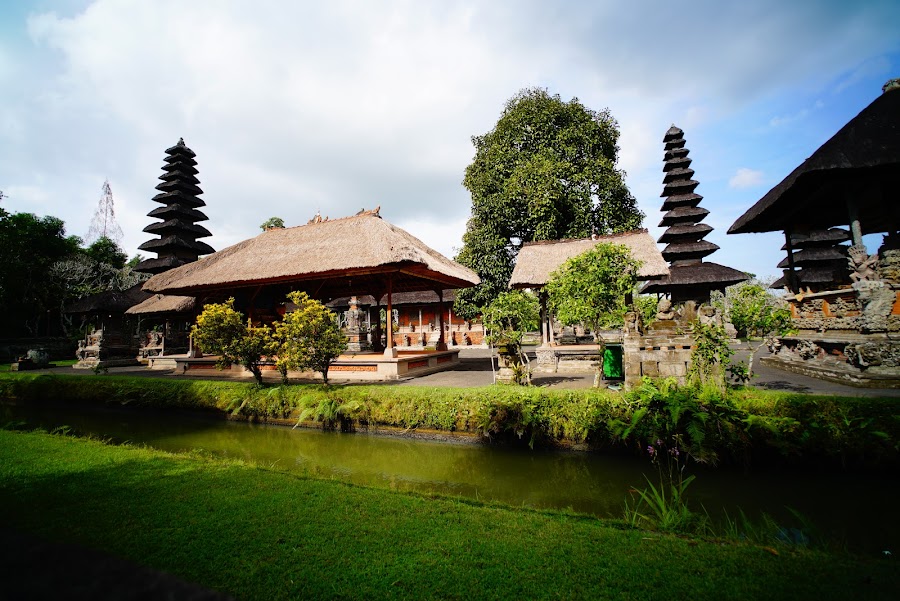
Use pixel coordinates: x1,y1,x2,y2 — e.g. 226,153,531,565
624,311,643,336
848,244,878,282
698,304,723,328
656,298,676,321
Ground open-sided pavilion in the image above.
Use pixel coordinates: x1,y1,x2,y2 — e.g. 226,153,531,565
141,212,480,380
508,229,668,346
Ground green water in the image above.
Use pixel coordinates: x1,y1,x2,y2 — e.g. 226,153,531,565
3,403,897,553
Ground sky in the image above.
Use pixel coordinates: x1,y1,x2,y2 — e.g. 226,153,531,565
2,0,899,282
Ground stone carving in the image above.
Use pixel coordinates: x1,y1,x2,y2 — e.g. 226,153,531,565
697,305,723,328
854,280,896,333
795,340,820,360
624,311,643,336
798,298,825,319
845,343,883,368
848,244,878,282
828,296,859,318
656,298,676,321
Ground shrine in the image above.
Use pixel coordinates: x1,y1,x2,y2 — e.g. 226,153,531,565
509,229,668,378
624,125,748,388
728,79,900,387
327,289,485,351
67,283,151,368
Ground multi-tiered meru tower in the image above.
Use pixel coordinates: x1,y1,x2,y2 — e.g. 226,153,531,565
135,139,214,274
642,125,747,302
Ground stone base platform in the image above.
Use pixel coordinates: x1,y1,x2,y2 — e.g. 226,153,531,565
168,350,462,381
761,355,900,388
535,345,603,373
73,358,141,370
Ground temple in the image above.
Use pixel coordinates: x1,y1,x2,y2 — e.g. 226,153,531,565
135,138,214,274
728,79,900,387
642,125,748,302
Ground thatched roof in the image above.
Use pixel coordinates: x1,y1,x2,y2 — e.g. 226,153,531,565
641,263,749,294
143,213,480,297
65,283,152,315
326,289,458,309
780,228,850,250
125,294,196,315
729,85,900,235
508,229,668,289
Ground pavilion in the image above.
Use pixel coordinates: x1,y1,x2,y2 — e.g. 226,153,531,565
142,210,481,379
727,79,900,387
509,229,668,346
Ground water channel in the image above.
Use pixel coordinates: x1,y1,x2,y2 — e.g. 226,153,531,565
3,402,896,554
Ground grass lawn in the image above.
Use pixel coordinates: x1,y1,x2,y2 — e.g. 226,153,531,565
0,359,78,372
0,429,895,600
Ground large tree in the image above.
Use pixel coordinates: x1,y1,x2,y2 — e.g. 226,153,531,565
455,88,644,317
0,211,82,335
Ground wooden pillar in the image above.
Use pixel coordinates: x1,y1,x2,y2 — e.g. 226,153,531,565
847,197,864,247
435,289,447,351
783,228,799,293
384,275,397,357
539,290,549,347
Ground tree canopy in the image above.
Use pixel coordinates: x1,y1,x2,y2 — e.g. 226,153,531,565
0,211,82,335
260,217,286,231
546,243,640,385
454,88,644,317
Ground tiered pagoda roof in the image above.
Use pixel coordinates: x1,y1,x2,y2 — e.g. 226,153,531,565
135,139,214,274
771,228,851,291
642,126,747,302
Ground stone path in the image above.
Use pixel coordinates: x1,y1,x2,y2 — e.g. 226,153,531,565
17,347,900,395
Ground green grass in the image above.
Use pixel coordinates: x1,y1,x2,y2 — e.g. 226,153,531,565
0,429,896,600
2,371,898,468
0,359,77,372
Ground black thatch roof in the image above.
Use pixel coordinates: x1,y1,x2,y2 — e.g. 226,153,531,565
776,246,847,268
659,206,710,227
649,125,748,299
780,228,850,250
641,263,749,294
147,204,209,222
729,84,900,235
65,283,152,315
136,139,213,275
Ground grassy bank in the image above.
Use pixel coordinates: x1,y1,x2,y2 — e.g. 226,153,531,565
1,372,898,467
1,429,896,600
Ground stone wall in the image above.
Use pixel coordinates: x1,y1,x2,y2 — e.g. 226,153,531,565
623,324,694,389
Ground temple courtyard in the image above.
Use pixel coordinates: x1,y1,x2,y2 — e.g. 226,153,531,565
26,347,900,397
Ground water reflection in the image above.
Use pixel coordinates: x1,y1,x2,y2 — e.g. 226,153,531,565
3,403,897,552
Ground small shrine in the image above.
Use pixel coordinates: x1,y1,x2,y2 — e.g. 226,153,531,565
66,283,152,369
135,138,214,274
625,126,748,389
728,79,900,387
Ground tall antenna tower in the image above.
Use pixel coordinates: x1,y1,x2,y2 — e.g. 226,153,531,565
87,179,124,244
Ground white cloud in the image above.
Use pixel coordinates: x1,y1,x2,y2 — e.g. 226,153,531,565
729,168,765,189
1,0,898,284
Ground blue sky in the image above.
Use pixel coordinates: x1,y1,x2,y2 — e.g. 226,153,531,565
1,0,898,281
